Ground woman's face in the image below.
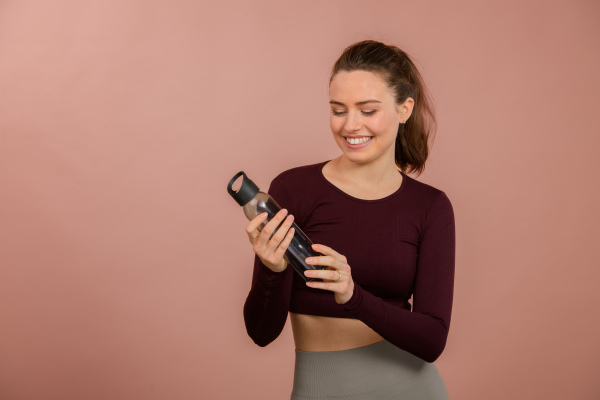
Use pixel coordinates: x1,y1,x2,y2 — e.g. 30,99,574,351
328,70,412,164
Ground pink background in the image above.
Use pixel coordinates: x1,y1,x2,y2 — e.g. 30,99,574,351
1,1,599,399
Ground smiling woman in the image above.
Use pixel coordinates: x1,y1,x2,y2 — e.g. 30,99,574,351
329,70,408,158
242,40,454,400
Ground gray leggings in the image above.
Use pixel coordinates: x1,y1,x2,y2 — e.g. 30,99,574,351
291,340,449,399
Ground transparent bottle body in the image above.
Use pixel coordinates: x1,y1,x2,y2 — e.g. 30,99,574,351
243,191,324,282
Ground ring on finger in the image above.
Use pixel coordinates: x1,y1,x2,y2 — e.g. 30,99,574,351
336,271,342,282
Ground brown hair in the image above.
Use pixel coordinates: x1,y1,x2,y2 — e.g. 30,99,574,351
329,40,436,176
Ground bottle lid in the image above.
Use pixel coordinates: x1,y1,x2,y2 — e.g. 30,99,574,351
227,171,260,206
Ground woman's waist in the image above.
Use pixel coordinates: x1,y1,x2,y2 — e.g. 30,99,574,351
289,311,385,352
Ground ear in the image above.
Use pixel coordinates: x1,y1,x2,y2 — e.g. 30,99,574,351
396,97,414,122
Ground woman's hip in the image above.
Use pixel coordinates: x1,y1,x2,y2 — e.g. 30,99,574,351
291,340,449,399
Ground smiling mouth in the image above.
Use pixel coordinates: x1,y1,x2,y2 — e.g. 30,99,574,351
345,136,373,145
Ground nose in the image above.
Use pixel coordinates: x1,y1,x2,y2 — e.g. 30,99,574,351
344,110,362,133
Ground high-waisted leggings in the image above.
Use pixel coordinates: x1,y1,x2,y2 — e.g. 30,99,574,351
291,340,449,399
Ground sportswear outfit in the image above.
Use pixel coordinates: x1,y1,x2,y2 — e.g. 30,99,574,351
243,160,455,399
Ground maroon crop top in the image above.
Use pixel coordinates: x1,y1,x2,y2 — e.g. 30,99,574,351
243,159,456,363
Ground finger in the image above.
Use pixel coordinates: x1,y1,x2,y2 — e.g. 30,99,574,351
255,208,288,247
273,224,295,260
311,243,338,257
245,212,269,237
305,255,335,268
311,243,347,264
267,213,294,252
304,268,341,281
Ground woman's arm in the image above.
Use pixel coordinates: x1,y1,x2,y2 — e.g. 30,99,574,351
341,192,456,362
243,177,295,347
243,255,294,346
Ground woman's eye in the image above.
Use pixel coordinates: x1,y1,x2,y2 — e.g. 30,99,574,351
331,110,376,116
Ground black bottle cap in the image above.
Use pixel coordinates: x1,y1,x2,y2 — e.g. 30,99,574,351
227,171,260,207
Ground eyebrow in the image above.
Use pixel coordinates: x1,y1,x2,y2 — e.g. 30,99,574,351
329,99,382,106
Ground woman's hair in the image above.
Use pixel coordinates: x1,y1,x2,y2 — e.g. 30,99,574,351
329,40,436,176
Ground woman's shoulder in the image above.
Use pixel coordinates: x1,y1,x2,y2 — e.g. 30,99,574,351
404,174,446,196
401,173,453,213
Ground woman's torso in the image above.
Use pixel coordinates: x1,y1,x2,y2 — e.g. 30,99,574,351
290,158,402,352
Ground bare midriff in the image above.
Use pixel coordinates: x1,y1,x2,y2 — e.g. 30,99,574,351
289,311,385,352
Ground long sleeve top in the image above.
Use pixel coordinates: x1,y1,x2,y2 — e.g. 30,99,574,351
243,159,456,363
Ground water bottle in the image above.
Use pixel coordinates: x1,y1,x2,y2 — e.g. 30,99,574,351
228,171,325,282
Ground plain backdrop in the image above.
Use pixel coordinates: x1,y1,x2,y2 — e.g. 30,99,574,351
1,0,599,399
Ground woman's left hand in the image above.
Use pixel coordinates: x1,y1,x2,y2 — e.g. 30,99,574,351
304,243,354,305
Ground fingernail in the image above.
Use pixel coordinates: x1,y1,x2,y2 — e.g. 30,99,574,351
312,244,319,249
304,270,312,276
306,258,312,263
261,212,268,218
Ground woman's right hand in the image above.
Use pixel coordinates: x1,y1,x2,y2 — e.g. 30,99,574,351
245,208,295,273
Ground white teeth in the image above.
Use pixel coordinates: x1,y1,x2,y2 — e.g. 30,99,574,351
346,136,372,145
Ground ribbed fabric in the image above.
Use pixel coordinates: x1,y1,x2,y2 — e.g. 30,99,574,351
291,340,449,399
243,159,456,363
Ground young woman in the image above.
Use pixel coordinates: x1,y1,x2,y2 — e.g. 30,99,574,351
243,40,455,399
